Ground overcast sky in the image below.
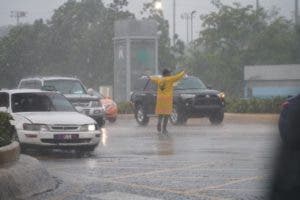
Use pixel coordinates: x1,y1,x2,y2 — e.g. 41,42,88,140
0,0,296,41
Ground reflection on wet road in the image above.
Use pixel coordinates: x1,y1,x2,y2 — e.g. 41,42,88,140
29,118,279,200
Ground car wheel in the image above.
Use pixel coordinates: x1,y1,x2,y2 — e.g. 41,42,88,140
108,117,117,123
135,104,149,126
96,117,105,127
209,110,224,125
170,105,186,125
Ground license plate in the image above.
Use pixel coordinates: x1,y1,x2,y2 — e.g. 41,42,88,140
54,134,79,140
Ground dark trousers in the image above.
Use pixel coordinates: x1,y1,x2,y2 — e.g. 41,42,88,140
157,114,169,132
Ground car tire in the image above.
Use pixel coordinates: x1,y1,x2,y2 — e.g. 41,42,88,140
96,118,105,127
135,104,149,126
170,105,187,125
209,110,224,125
108,117,117,123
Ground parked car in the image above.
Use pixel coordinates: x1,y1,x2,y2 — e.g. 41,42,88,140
130,75,225,126
279,94,300,146
90,90,118,123
18,76,105,127
0,89,101,151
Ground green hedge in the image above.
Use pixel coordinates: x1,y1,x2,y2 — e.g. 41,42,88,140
117,97,286,115
225,97,285,114
0,112,14,147
117,102,133,114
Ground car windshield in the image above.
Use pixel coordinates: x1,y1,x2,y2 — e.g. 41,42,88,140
11,93,75,113
175,77,207,90
44,80,87,95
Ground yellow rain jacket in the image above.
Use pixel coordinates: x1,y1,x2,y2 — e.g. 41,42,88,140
150,71,185,115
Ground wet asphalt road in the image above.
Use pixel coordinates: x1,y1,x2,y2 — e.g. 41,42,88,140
29,117,279,200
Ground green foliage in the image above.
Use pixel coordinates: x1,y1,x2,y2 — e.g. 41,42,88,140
225,97,285,113
117,101,133,114
0,0,134,89
185,0,300,97
0,112,14,147
141,0,185,71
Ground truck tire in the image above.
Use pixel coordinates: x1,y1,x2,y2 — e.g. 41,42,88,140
170,105,187,125
209,110,224,125
135,104,149,126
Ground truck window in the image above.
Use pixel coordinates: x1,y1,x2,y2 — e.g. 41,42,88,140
0,92,9,108
133,79,148,91
144,80,157,91
19,80,41,89
44,80,87,94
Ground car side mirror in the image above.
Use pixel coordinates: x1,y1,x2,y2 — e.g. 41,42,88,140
207,85,212,89
87,88,95,96
0,107,8,113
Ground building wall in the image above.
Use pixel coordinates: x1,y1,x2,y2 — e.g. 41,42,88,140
245,80,300,98
244,65,300,98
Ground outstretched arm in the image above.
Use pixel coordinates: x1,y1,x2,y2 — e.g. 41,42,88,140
167,71,185,83
150,76,159,85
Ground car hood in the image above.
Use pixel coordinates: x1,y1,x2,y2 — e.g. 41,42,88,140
64,94,100,101
100,98,114,105
175,89,221,95
13,112,95,125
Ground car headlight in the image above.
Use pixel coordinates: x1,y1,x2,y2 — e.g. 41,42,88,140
180,94,196,99
218,92,225,99
80,124,96,132
23,123,49,131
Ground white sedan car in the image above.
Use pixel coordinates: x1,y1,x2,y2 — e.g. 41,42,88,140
0,89,101,151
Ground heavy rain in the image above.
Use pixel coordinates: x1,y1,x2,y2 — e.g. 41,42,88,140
0,0,299,200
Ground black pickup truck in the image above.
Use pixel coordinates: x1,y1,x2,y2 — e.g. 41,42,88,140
130,75,225,126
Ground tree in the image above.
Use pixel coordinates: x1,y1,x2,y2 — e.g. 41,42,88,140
141,0,185,71
185,0,298,96
0,0,134,89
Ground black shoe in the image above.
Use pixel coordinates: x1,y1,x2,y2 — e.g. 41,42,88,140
157,124,161,133
162,129,168,134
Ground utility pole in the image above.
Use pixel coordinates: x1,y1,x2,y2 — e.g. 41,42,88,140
190,11,196,41
10,10,27,25
173,0,176,46
181,13,190,43
296,0,299,26
256,0,260,11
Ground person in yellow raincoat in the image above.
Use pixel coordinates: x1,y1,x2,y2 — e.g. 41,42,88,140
150,69,185,133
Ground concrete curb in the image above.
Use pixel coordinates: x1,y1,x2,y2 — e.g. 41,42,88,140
0,142,20,165
0,155,56,200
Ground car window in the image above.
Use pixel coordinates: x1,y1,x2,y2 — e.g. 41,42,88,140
44,80,87,94
11,93,75,113
0,92,9,108
175,77,207,90
19,80,38,89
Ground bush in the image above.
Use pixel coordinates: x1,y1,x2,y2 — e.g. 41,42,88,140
0,112,14,147
225,96,285,113
117,102,133,114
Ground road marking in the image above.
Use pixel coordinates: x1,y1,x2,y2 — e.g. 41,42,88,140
104,180,230,200
47,183,83,200
185,176,263,194
87,191,162,200
104,161,227,181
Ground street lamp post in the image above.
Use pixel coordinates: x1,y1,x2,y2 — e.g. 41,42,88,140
296,0,299,26
173,0,176,46
181,13,190,43
190,11,196,41
10,10,27,25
